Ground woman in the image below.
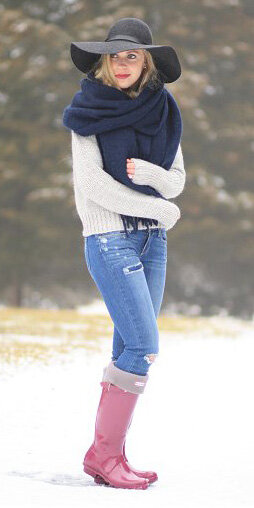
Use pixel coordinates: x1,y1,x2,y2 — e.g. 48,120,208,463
63,17,186,490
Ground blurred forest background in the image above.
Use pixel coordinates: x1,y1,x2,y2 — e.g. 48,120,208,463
0,0,253,318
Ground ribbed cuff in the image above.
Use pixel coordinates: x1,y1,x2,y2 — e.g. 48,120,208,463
131,158,155,186
101,361,149,395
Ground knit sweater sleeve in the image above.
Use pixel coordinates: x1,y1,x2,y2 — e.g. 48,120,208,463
131,144,186,199
71,131,181,230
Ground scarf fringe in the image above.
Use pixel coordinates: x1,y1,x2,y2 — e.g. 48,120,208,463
120,214,159,236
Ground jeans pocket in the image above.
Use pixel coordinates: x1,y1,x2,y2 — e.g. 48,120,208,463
96,231,129,255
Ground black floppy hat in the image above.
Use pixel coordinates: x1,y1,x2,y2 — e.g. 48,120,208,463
70,17,181,84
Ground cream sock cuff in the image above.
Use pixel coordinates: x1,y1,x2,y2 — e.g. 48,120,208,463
102,360,149,395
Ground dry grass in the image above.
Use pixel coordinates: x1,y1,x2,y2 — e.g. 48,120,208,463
0,307,252,366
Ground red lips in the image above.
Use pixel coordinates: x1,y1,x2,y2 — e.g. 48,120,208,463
115,74,130,78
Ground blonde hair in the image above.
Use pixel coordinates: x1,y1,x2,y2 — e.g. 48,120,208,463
89,49,162,98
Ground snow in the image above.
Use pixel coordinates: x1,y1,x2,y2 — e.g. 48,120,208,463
0,320,254,507
76,298,109,315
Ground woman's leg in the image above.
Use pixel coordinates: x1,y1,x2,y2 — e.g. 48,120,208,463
83,229,166,486
85,229,166,376
111,228,167,365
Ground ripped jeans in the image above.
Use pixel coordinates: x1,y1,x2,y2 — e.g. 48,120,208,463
84,227,167,376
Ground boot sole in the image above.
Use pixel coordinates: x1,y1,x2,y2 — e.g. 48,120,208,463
94,471,157,485
83,463,149,490
94,467,158,485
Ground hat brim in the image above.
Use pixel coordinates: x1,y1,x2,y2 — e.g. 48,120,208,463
70,41,181,83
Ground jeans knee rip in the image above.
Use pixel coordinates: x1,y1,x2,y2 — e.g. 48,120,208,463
123,262,143,275
144,353,158,364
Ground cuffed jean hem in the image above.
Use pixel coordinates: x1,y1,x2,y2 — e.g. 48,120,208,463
102,361,149,395
113,348,158,376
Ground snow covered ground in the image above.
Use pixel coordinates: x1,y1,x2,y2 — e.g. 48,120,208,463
0,317,254,508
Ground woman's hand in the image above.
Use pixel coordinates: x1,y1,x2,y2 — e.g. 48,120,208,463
126,158,135,179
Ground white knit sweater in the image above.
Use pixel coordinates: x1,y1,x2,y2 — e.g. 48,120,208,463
71,131,186,237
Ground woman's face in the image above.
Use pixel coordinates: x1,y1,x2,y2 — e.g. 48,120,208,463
109,49,146,89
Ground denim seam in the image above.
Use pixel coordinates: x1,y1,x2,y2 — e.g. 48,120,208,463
140,231,151,257
84,237,92,272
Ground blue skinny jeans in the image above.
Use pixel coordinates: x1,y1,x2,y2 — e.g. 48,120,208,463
84,227,167,376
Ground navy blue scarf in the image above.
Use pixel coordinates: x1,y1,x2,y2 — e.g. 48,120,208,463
62,70,182,233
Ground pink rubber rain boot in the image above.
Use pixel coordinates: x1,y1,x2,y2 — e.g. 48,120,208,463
93,361,158,485
94,423,158,485
83,381,149,489
94,438,158,485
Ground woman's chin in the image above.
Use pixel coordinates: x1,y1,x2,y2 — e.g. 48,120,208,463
117,81,132,89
